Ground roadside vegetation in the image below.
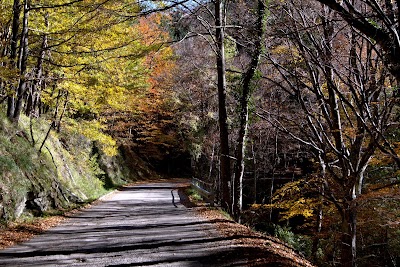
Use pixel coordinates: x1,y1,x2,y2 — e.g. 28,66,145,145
0,0,174,224
171,1,400,266
1,0,399,266
0,109,146,224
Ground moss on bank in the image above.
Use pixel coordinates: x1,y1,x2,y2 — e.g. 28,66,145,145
0,112,153,223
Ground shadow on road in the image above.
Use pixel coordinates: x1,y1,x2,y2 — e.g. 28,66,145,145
0,182,309,267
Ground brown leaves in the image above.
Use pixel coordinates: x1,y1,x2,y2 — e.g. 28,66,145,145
0,216,64,250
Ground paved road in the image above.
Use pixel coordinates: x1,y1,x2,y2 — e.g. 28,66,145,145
0,181,308,267
0,182,231,267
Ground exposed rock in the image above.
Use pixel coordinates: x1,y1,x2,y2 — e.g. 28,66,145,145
26,191,50,216
67,191,83,203
15,196,27,218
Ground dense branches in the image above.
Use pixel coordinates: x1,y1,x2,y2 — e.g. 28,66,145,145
261,1,399,266
314,0,400,84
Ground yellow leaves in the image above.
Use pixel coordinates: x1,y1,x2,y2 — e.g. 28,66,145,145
279,197,316,220
343,126,357,139
0,64,20,85
2,0,176,158
369,146,399,167
250,197,317,221
39,2,175,120
272,179,303,201
65,118,117,156
251,177,325,222
271,44,303,65
0,0,12,23
271,45,290,55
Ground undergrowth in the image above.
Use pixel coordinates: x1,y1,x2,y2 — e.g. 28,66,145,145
0,110,138,224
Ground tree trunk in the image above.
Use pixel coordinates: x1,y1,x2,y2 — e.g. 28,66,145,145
232,0,266,221
341,200,357,267
312,154,326,261
215,0,231,212
251,143,257,203
232,101,248,220
56,91,69,132
13,0,30,123
269,131,278,221
26,13,48,116
7,0,21,119
208,141,215,181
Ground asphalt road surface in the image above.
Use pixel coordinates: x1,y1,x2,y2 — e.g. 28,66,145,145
0,181,308,267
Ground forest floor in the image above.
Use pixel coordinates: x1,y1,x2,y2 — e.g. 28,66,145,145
0,179,314,266
0,199,102,250
178,186,314,267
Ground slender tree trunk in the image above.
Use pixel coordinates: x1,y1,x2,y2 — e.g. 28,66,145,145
208,141,216,181
7,0,21,119
56,91,68,132
312,154,326,261
215,0,231,212
13,0,30,123
252,143,257,203
39,89,64,153
7,97,15,119
26,13,48,116
232,0,266,221
269,132,278,221
317,8,357,264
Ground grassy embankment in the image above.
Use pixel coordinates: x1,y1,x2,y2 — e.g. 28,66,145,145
0,111,151,225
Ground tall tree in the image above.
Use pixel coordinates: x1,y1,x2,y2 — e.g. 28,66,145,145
6,0,21,119
215,0,231,211
261,1,398,266
232,0,267,220
12,0,29,122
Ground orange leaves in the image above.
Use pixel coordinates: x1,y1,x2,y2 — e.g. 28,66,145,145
134,13,176,116
138,14,176,93
138,14,169,45
103,12,179,160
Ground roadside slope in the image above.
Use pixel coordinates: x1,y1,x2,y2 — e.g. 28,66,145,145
0,111,154,224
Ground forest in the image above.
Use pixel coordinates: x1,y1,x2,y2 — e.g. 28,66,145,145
0,0,399,267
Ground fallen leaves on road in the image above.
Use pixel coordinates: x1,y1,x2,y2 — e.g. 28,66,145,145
0,201,96,250
0,178,189,251
1,180,314,267
0,216,64,250
192,201,315,266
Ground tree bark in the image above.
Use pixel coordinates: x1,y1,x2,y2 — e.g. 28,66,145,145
215,0,231,212
26,13,48,116
7,0,21,119
340,199,357,267
312,154,325,261
13,0,30,123
232,0,266,221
